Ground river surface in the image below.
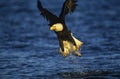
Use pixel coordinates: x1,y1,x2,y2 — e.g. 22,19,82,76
0,0,120,79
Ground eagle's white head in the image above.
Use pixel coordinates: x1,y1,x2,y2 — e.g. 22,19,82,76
50,23,63,32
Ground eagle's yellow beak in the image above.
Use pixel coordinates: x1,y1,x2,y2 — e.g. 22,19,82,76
50,26,55,30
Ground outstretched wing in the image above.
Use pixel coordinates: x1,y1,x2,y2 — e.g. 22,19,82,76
37,0,58,25
59,0,77,20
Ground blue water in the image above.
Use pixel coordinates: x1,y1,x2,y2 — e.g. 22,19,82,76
0,0,120,79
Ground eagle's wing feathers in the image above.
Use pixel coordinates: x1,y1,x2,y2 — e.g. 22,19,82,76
37,0,58,25
59,0,77,19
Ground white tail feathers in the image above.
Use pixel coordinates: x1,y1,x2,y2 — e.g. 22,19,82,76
59,34,83,57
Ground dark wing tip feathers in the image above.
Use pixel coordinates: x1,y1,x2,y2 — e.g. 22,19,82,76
59,0,78,18
37,0,42,9
37,0,44,15
37,0,58,25
37,0,49,20
67,0,78,13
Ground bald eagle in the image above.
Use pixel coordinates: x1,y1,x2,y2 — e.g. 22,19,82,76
37,0,83,58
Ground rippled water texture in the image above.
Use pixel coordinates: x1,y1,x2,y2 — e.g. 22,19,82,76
0,0,120,79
